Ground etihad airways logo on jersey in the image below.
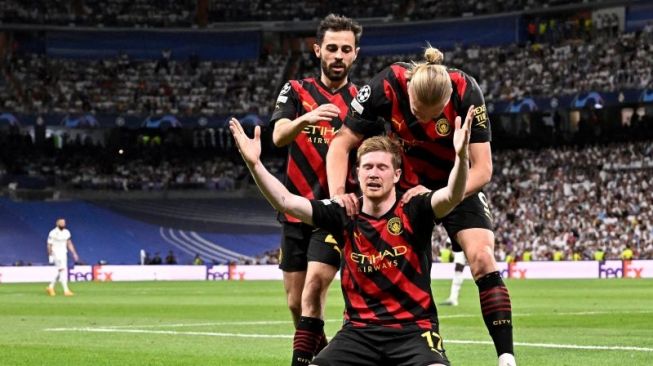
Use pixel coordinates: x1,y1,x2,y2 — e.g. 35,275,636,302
302,125,337,144
350,245,408,273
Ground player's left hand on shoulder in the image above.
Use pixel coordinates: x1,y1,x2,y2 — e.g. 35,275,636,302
400,185,431,206
333,193,359,218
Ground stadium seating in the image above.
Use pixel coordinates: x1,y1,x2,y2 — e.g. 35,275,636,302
1,3,651,265
431,141,653,261
1,53,289,117
348,31,652,103
1,0,609,26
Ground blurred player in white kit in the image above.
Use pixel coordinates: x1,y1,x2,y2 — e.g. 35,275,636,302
46,218,79,296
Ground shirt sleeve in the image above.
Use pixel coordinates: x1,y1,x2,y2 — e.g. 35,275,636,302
344,67,393,138
310,199,348,244
459,74,492,144
270,81,300,124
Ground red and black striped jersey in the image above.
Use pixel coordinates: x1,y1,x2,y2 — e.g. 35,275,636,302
271,78,358,222
310,192,439,329
346,62,491,191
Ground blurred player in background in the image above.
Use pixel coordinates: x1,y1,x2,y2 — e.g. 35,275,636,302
46,218,79,297
441,248,467,306
269,14,362,366
326,46,516,366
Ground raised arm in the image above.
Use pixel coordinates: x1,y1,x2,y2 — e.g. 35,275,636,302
326,124,362,196
431,106,472,218
326,124,363,216
230,118,314,224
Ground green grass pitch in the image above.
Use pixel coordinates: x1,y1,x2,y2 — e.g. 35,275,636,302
1,279,652,365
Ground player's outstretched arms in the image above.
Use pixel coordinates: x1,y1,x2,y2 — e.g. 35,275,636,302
229,118,314,224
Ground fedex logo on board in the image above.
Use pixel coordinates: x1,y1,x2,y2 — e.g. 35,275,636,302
598,261,643,278
501,263,527,279
68,265,113,281
206,264,245,280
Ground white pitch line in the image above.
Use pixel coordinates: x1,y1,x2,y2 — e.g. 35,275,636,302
101,320,294,328
445,339,653,352
45,328,292,339
44,327,653,352
73,310,653,329
87,314,479,329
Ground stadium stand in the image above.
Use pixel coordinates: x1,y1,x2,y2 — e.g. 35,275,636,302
348,30,652,103
3,27,650,119
431,141,653,261
0,0,617,26
1,1,652,265
1,52,289,117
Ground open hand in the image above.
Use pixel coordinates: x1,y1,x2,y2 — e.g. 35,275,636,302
229,117,261,167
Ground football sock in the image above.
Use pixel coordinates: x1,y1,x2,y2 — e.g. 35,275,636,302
476,271,514,356
315,331,328,354
291,316,324,366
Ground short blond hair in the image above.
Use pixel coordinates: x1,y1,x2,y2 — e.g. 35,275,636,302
357,136,402,169
405,45,452,106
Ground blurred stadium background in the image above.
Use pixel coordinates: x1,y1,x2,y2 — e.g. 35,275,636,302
0,0,652,365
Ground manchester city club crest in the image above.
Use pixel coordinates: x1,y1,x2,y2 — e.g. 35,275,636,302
386,217,403,235
435,118,451,136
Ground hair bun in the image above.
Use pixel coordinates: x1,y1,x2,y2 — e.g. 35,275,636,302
424,47,444,65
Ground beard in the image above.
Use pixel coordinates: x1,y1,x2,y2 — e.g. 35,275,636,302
321,59,350,82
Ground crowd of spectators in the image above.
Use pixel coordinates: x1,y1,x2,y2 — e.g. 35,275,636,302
410,0,611,20
349,27,653,103
431,141,653,261
2,50,288,117
1,0,610,26
4,25,650,120
209,0,402,22
2,3,652,263
1,0,194,27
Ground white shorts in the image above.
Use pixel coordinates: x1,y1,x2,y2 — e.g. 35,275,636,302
53,256,68,270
